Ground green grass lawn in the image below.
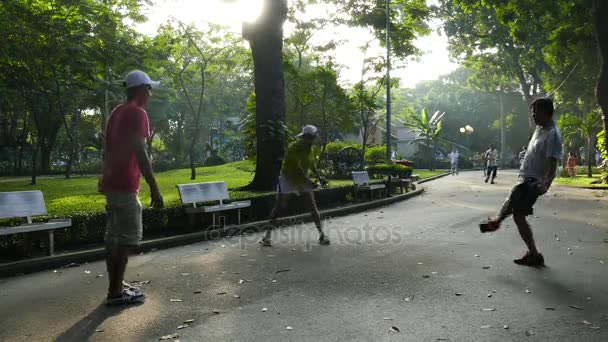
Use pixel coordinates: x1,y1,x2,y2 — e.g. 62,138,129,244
0,162,447,216
555,174,608,189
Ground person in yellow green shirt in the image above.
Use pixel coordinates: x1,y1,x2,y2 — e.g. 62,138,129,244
261,125,330,246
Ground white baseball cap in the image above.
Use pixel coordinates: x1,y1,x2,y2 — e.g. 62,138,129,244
298,124,318,137
124,70,160,89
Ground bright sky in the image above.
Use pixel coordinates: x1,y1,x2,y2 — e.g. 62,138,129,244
136,0,459,88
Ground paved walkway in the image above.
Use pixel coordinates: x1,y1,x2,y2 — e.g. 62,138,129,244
1,171,607,341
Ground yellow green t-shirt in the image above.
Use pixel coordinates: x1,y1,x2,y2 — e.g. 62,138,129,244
281,140,319,185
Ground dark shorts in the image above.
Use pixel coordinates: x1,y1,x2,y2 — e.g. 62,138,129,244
508,179,541,216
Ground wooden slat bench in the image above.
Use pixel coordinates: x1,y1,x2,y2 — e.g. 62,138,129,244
0,190,72,256
176,181,251,228
352,171,386,201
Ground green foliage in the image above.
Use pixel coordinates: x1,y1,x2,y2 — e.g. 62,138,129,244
366,162,413,176
240,93,258,160
205,154,226,166
365,146,387,164
325,141,360,155
598,131,607,160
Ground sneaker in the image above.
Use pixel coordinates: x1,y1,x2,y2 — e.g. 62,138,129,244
485,178,489,183
106,288,145,306
122,281,143,296
260,238,272,247
491,181,496,184
514,252,545,267
479,220,500,233
319,233,330,246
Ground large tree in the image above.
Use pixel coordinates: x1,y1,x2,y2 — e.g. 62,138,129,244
242,0,289,190
593,0,608,155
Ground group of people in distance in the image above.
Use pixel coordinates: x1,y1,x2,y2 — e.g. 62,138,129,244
99,69,561,306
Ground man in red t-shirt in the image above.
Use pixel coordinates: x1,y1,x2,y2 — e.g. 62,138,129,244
102,70,164,305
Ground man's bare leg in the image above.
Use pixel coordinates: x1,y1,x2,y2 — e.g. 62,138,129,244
302,192,329,244
513,214,544,266
263,193,288,245
513,214,539,255
106,242,130,299
480,189,514,232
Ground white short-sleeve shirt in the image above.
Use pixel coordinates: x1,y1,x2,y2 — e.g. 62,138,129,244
520,122,563,180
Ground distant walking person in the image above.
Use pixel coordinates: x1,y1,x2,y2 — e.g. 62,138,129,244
101,70,164,305
480,98,562,267
449,148,460,175
485,144,498,184
566,152,577,178
261,125,330,247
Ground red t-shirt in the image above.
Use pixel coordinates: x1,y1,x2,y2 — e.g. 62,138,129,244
102,103,150,193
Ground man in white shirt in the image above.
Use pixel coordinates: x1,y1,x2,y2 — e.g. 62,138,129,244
449,148,459,175
480,98,562,267
484,145,498,184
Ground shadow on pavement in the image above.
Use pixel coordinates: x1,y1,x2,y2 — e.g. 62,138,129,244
55,302,138,342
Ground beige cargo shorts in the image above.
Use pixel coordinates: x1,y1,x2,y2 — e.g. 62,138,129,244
105,192,143,246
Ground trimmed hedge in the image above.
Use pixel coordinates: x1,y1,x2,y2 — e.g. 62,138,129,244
367,163,413,179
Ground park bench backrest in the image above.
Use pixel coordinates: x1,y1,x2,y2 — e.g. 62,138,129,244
176,181,230,207
0,190,47,222
352,171,370,186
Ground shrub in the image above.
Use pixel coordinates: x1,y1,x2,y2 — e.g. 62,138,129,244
325,141,359,156
205,154,226,166
365,145,387,164
367,163,413,178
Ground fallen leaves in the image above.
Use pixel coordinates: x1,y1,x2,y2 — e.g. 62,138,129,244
455,292,463,296
569,305,583,310
389,326,400,333
482,308,496,312
170,299,183,303
403,296,413,302
159,333,179,340
275,269,291,274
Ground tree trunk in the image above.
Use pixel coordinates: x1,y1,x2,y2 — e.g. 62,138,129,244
65,142,74,179
189,147,197,180
242,0,288,191
31,139,40,185
593,0,608,154
40,142,53,175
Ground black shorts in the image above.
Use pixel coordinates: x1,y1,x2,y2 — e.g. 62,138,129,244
508,179,541,216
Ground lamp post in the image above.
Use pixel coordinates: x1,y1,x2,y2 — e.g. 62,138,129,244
460,125,474,150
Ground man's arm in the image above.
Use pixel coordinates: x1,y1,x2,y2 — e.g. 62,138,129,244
544,157,558,187
133,136,163,208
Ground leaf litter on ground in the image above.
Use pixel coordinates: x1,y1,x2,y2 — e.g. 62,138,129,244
159,333,179,340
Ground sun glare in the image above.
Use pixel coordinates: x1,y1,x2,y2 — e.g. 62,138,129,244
236,0,264,23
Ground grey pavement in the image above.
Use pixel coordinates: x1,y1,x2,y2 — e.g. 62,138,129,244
1,171,608,342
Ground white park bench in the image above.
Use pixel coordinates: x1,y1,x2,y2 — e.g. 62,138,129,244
0,190,72,256
352,171,386,201
176,181,251,228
